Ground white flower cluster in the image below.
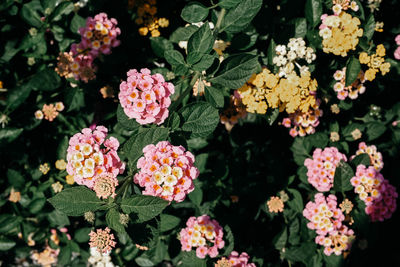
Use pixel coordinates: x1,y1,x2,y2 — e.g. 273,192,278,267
272,38,316,77
88,247,115,267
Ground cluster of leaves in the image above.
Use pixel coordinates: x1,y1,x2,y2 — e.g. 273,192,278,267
1,0,400,266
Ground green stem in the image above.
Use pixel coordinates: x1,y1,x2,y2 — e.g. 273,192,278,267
117,176,132,199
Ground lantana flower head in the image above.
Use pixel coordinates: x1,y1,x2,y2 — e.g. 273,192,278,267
93,173,118,199
119,68,175,125
332,0,359,15
350,165,397,221
267,196,284,213
31,246,60,267
76,13,121,57
134,141,199,202
66,126,125,189
319,12,363,56
359,44,390,81
282,99,322,137
303,193,355,256
304,147,347,192
180,215,225,259
351,142,383,171
332,67,366,100
226,251,256,267
89,227,116,254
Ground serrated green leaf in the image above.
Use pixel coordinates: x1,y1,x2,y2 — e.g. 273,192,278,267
179,101,219,138
48,1,74,22
351,153,371,167
188,185,203,207
29,68,61,91
366,122,386,141
123,127,169,164
160,214,181,232
48,186,105,216
181,2,209,23
150,37,173,58
219,0,241,9
220,0,262,33
74,227,91,243
0,215,22,234
333,161,354,192
120,195,169,222
273,227,287,250
192,54,217,71
294,18,307,38
305,0,322,28
210,53,259,88
363,14,375,41
0,128,23,146
20,4,42,27
165,50,186,67
187,23,214,64
70,13,86,34
117,105,140,130
106,208,126,233
223,225,234,255
204,86,224,108
287,188,303,213
170,26,198,43
7,169,25,189
345,56,361,86
288,218,300,245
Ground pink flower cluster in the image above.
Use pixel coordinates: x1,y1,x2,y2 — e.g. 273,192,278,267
119,68,175,125
303,193,355,256
89,227,116,254
68,13,121,82
227,251,256,267
351,165,397,221
351,142,383,171
66,126,125,189
282,100,322,137
394,35,400,60
304,147,347,192
333,67,366,100
134,141,199,202
180,215,225,259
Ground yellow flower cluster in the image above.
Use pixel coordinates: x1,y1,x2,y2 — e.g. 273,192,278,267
238,68,317,114
359,44,390,81
134,0,169,37
319,12,363,57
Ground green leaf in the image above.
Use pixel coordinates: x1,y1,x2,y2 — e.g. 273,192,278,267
210,53,259,88
333,161,354,192
273,227,287,250
366,122,386,141
29,68,61,91
291,137,312,166
166,112,181,130
351,153,371,167
345,56,361,86
160,214,181,232
179,101,219,138
29,198,46,213
223,225,234,255
117,105,140,130
106,208,126,233
287,188,303,213
181,251,207,267
57,136,69,159
65,87,85,112
288,218,300,245
120,195,169,222
294,18,307,38
363,14,375,41
0,215,22,234
204,86,224,108
0,238,16,251
165,50,186,67
48,1,74,22
188,185,203,206
187,23,215,64
48,186,105,216
170,26,198,43
74,227,91,243
305,0,322,28
6,84,32,112
219,0,241,9
181,2,209,23
20,4,42,27
70,13,86,34
58,245,72,265
192,54,217,71
7,169,25,189
0,128,23,146
47,210,70,227
283,242,317,264
150,37,173,58
221,0,262,33
135,257,155,267
123,127,169,164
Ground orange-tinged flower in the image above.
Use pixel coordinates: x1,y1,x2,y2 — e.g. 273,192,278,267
267,196,284,213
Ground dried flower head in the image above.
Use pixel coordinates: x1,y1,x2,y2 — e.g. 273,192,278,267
8,188,21,203
100,85,115,98
340,199,354,214
84,211,95,223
